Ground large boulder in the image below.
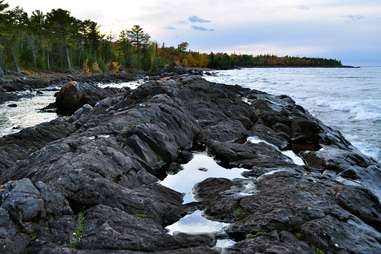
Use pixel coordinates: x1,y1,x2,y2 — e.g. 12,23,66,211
55,81,122,115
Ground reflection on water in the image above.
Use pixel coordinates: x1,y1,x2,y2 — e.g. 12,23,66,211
166,210,228,235
162,153,250,252
166,209,236,253
160,153,249,253
160,153,248,203
216,239,237,248
0,91,57,137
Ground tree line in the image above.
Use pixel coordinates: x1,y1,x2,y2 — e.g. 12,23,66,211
0,1,343,77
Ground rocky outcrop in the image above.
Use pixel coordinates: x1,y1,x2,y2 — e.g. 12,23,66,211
0,72,138,105
54,81,128,115
0,118,76,175
0,76,380,253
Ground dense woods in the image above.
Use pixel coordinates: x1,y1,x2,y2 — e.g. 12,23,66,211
0,1,343,77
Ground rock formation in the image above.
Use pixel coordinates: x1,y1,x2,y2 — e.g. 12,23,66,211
0,76,380,253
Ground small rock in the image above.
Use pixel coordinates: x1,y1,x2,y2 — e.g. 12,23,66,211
1,178,45,222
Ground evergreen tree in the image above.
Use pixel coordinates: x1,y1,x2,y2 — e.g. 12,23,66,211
0,1,344,77
0,0,9,77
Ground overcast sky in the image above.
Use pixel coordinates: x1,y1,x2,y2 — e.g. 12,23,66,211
8,0,381,65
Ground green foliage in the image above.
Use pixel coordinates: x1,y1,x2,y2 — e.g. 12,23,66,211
66,211,85,249
311,245,325,254
134,212,147,219
233,207,244,220
177,42,189,53
127,25,150,48
0,2,344,75
245,231,263,239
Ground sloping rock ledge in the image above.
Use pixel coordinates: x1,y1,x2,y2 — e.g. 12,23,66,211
0,76,380,254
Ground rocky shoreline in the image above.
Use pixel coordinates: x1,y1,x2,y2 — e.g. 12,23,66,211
0,67,205,105
0,76,380,253
0,72,142,105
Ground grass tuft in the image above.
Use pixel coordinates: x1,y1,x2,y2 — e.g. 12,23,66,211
66,211,86,249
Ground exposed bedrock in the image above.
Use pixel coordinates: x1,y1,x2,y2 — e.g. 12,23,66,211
54,81,129,115
0,76,380,253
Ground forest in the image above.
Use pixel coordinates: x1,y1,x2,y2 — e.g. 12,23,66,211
0,1,343,77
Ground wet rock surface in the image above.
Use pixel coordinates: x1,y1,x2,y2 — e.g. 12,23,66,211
0,76,380,253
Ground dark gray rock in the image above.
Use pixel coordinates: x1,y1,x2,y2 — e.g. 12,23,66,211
55,81,125,115
1,178,45,222
301,146,381,201
0,207,30,254
208,140,292,169
228,230,314,254
0,76,380,253
225,172,381,253
79,204,179,251
0,118,76,176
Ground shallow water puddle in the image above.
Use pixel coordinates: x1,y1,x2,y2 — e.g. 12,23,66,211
247,136,305,166
216,239,237,249
166,209,237,252
166,210,228,235
0,91,57,137
160,153,248,204
161,153,248,251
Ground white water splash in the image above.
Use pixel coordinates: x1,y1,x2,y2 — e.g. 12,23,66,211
0,91,57,137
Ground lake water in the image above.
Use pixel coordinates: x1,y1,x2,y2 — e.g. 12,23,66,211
205,67,381,162
0,80,142,137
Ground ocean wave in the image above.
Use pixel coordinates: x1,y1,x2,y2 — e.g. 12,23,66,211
206,67,381,163
326,100,381,121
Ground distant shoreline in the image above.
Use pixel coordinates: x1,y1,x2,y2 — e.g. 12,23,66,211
209,65,357,70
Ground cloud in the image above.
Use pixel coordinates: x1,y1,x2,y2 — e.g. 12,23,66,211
191,25,214,32
344,15,365,21
221,43,323,56
296,5,310,10
8,0,381,65
76,9,104,21
188,16,211,23
165,26,176,30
